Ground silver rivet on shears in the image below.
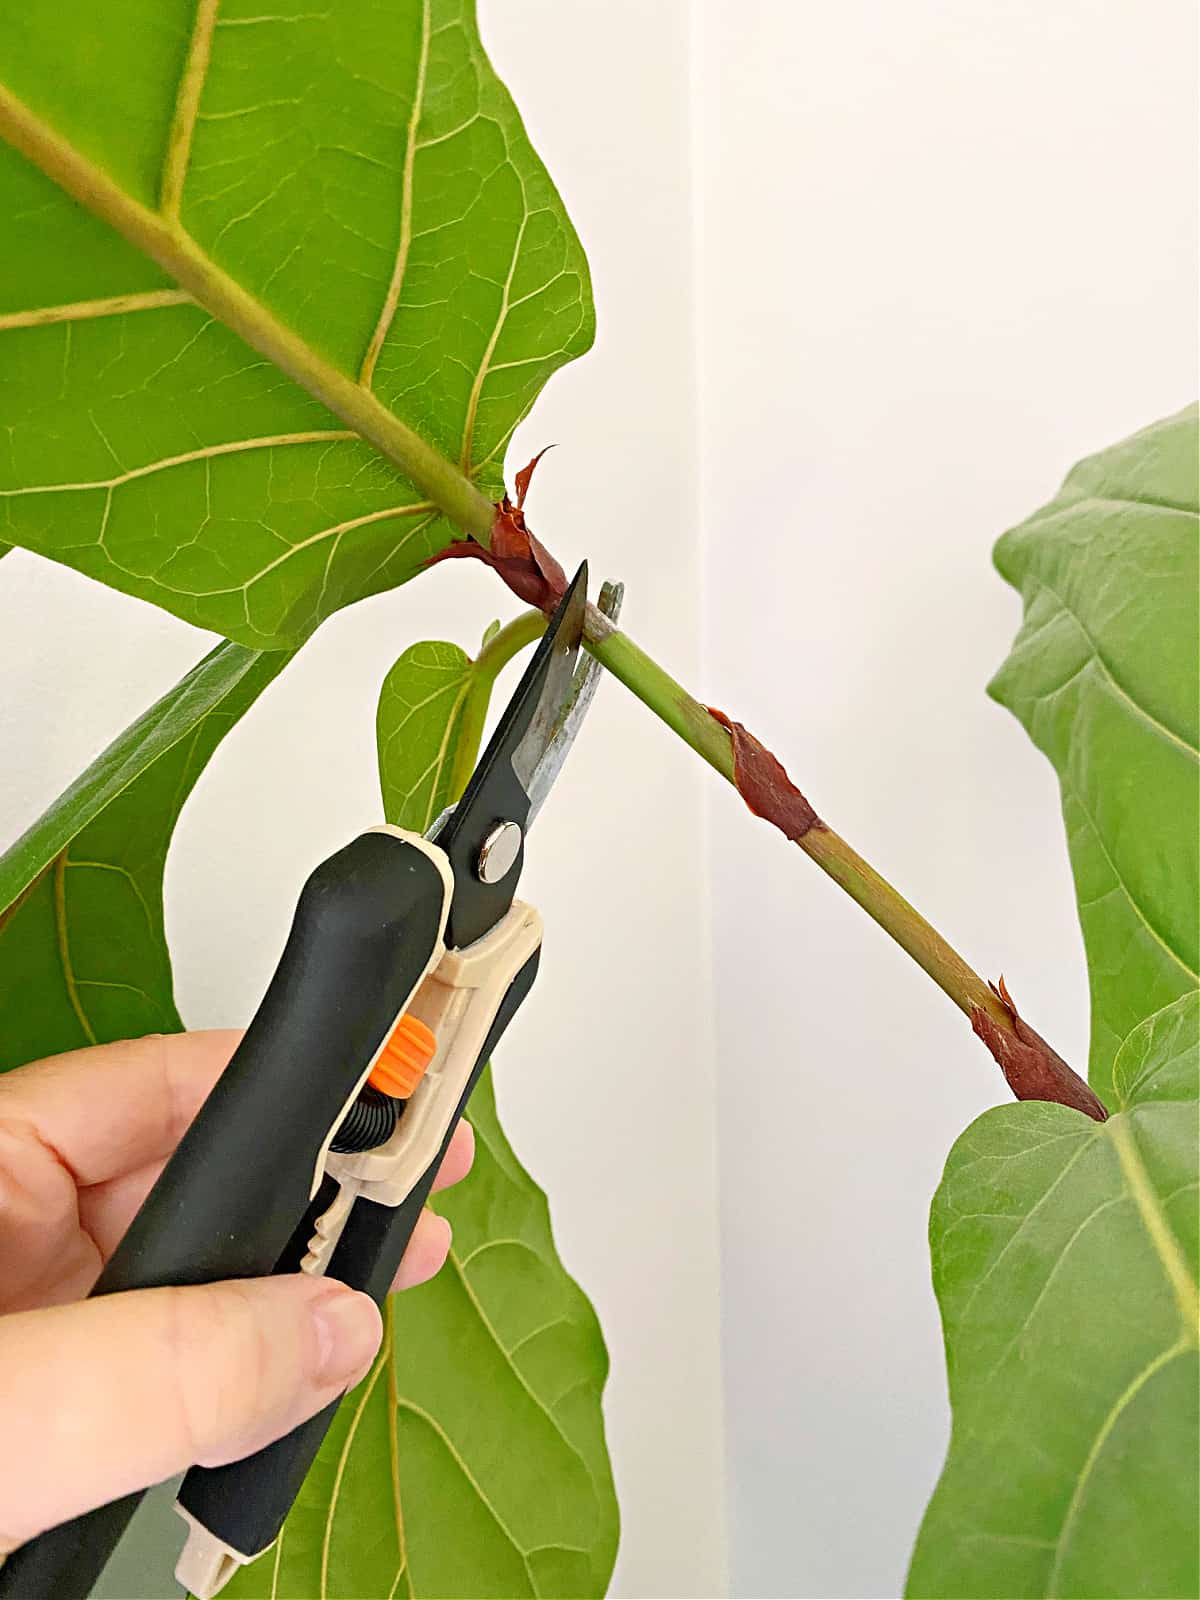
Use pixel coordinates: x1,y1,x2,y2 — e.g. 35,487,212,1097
477,820,522,883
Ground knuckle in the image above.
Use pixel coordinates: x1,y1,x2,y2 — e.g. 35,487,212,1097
186,1283,282,1469
161,1284,210,1463
162,1282,271,1465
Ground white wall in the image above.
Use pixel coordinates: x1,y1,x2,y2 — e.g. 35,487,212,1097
3,5,1197,1599
0,3,727,1596
692,2,1198,1596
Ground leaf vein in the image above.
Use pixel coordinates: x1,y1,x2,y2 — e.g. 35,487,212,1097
393,1397,537,1590
459,204,530,470
1027,572,1198,759
52,852,97,1045
0,430,355,498
359,0,431,388
447,1248,602,1507
1063,779,1199,983
321,1341,390,1597
160,0,220,220
1046,1340,1193,1595
0,288,193,333
951,1134,1099,1331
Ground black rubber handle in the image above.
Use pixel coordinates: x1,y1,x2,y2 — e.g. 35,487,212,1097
97,832,447,1293
0,831,447,1600
175,948,541,1566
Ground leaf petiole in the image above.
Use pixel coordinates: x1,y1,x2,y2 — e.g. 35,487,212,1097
447,610,547,800
581,606,1101,1113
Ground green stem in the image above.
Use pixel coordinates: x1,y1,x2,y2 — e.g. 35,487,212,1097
0,79,1011,1040
800,831,1010,1028
447,611,548,800
583,614,735,781
583,608,1012,1032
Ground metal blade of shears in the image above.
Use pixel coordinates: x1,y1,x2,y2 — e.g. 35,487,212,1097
433,562,591,948
525,576,623,826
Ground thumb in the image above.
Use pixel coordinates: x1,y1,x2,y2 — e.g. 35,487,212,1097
0,1274,382,1550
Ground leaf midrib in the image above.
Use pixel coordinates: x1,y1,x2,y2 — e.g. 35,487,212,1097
1108,1113,1200,1337
0,642,261,912
52,850,97,1044
0,79,496,545
951,1102,1199,1349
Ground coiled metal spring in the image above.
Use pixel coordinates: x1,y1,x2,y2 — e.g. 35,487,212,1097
330,1084,401,1153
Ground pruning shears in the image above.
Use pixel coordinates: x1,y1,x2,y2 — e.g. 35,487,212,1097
0,564,610,1600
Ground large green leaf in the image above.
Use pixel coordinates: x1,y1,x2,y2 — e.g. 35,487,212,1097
0,641,287,1068
910,411,1200,1598
0,0,593,648
909,997,1198,1598
987,405,1199,1102
222,639,619,1596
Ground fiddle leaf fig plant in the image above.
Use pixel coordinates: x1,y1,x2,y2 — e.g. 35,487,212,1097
0,2,615,1594
0,0,1195,1595
910,407,1199,1599
989,409,1198,1101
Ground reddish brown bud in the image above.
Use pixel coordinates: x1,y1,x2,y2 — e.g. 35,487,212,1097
426,449,567,614
708,707,823,842
972,976,1108,1121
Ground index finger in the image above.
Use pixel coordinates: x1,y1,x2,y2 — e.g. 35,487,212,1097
0,1031,240,1186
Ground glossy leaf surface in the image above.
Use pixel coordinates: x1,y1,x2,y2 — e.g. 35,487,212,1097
910,410,1199,1597
988,405,1198,1101
0,0,593,648
0,642,285,1068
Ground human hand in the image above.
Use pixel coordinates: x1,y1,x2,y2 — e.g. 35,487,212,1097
0,1030,474,1551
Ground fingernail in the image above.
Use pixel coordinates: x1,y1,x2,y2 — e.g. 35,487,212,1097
310,1287,382,1386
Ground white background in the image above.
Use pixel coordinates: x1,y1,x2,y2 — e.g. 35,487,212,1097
0,3,1196,1598
694,2,1196,1594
